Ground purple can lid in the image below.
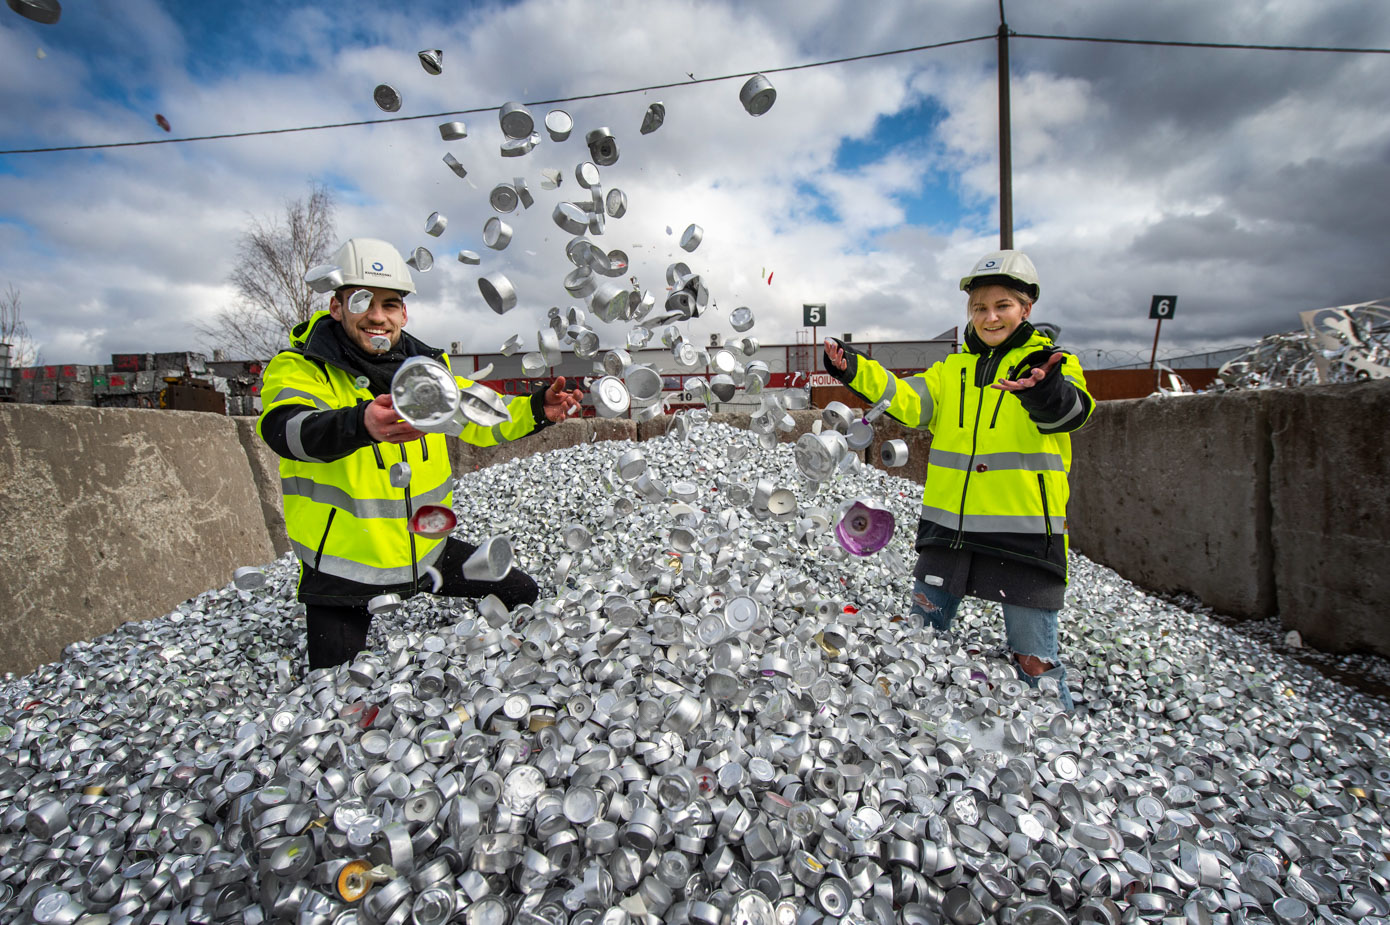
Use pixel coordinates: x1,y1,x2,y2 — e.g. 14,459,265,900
834,499,895,556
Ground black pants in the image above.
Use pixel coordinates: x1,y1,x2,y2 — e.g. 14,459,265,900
304,537,540,671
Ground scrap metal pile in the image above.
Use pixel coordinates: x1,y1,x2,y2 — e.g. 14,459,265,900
3,420,1390,925
1217,299,1390,391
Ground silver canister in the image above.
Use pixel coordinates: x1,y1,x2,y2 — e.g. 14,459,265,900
368,593,402,615
640,101,666,134
576,162,601,189
438,121,467,141
606,189,628,219
305,263,344,293
418,49,443,75
425,212,447,236
680,224,703,252
879,439,908,468
730,307,755,332
625,365,663,407
462,536,514,581
554,203,589,236
591,280,630,322
545,109,573,142
478,274,518,315
739,74,777,116
443,153,468,179
457,250,481,265
593,377,632,418
374,84,403,112
489,183,519,213
483,217,512,250
586,127,619,166
499,102,534,139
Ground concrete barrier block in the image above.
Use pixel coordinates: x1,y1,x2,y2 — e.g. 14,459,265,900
1267,380,1390,656
448,418,637,478
1067,391,1274,618
233,417,290,556
0,405,277,676
869,417,932,485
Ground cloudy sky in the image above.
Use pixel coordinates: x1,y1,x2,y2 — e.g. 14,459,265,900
2,0,1387,369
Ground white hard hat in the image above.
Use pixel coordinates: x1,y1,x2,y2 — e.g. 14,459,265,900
959,250,1040,301
329,238,416,295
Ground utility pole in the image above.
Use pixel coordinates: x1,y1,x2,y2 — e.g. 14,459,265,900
997,0,1013,249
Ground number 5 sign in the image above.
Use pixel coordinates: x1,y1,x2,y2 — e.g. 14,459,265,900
1149,295,1178,320
803,303,827,326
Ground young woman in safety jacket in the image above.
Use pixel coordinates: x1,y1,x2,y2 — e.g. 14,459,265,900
823,250,1093,709
258,238,583,670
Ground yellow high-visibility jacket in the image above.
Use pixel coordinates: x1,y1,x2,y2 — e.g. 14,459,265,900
257,310,546,600
827,322,1094,579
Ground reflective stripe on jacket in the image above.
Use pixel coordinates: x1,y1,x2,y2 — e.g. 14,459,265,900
257,311,543,588
839,326,1093,578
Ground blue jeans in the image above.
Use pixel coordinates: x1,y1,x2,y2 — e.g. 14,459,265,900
910,579,1074,711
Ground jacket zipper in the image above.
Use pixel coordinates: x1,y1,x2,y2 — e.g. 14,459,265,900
989,362,1022,429
953,354,988,548
401,444,420,590
314,509,337,570
1038,473,1054,554
957,368,966,429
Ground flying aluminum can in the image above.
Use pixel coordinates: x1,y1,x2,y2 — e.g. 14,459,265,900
739,74,777,116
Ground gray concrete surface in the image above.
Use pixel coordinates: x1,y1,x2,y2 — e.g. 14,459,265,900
1067,390,1276,620
1266,380,1390,654
448,417,636,477
0,405,277,677
233,417,290,556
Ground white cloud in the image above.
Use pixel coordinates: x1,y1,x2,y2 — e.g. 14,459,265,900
1,0,1387,369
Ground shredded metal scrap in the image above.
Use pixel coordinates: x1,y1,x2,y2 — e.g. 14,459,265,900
1218,298,1390,390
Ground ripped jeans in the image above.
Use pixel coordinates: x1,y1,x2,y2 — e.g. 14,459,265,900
910,578,1074,711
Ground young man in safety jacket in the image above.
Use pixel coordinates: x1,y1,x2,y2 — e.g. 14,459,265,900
257,237,583,670
824,250,1093,710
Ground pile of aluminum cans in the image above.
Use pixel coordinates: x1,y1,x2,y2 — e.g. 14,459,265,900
2,420,1388,925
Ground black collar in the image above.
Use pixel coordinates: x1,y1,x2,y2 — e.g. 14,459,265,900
964,320,1036,356
300,317,444,395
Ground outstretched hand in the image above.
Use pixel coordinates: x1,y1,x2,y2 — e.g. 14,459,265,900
543,377,584,422
992,352,1065,391
364,394,427,443
824,338,847,372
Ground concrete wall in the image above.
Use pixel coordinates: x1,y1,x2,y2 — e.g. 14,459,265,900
1068,390,1275,619
1265,382,1390,654
0,405,277,677
2,382,1387,676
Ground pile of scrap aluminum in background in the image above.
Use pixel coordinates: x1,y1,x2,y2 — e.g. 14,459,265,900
1217,298,1390,390
2,419,1389,925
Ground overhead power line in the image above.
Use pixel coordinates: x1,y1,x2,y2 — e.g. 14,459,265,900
3,29,1387,157
0,35,995,156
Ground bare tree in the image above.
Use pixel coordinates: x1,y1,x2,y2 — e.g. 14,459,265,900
0,284,42,369
198,184,338,360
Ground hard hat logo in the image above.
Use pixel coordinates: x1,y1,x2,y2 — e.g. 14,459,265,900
372,262,384,272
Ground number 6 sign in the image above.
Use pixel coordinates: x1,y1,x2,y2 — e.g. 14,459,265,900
1149,295,1177,320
